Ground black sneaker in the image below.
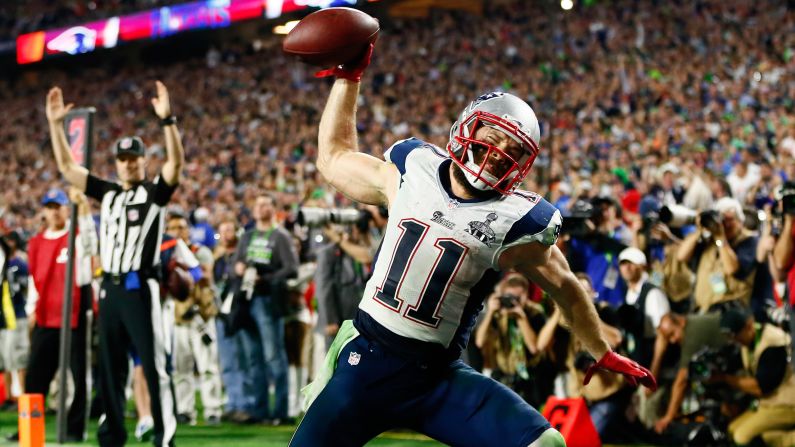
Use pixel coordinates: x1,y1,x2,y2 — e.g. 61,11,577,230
205,415,221,426
6,432,19,441
64,433,86,442
176,413,194,425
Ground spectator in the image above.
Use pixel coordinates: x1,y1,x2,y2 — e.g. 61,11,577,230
617,247,670,368
212,216,251,422
17,188,96,442
167,213,222,426
716,308,795,446
190,207,217,250
234,193,298,424
0,230,28,410
676,198,758,313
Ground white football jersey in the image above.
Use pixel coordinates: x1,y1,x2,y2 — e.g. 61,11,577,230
358,138,562,349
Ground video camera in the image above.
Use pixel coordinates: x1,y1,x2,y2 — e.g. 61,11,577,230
688,344,742,382
560,199,594,237
297,207,370,229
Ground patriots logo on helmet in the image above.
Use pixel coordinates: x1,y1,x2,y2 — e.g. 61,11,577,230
47,26,97,55
473,91,504,105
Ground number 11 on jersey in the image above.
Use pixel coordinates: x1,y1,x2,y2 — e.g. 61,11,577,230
373,219,468,327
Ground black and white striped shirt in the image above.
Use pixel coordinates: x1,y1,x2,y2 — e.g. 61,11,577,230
85,174,177,275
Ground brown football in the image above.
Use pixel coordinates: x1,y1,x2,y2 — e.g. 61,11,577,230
167,265,194,302
282,7,379,67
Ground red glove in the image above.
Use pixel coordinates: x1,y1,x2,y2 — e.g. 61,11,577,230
315,43,374,83
583,351,657,391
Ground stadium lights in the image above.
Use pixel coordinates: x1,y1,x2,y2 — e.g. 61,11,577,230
561,0,574,10
273,20,300,35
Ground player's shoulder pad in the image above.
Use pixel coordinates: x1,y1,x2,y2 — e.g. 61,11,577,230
384,137,445,175
503,192,562,247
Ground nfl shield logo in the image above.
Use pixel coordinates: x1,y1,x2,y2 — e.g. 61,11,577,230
348,352,361,366
127,209,139,222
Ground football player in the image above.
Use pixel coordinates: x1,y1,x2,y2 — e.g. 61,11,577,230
290,45,656,447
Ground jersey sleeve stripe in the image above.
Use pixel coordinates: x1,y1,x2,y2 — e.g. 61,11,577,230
384,138,425,175
503,198,558,246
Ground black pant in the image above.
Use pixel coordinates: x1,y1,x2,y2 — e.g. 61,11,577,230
25,321,88,439
96,277,175,447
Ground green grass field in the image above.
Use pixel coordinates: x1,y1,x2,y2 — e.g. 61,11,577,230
0,410,443,446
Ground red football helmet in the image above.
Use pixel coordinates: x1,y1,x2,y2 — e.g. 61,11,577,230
447,92,541,195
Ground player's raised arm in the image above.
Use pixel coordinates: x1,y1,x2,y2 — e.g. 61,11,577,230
506,242,658,391
315,46,400,207
151,80,184,186
46,87,88,191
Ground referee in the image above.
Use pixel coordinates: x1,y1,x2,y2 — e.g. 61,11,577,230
46,81,184,447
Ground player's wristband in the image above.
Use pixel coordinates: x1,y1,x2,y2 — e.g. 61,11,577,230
159,115,178,127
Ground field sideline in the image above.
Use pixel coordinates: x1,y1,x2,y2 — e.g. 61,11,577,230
0,410,658,446
0,409,444,446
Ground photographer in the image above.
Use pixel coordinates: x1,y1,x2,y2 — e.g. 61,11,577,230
474,274,547,407
714,308,795,446
315,220,371,346
773,181,795,345
653,313,729,434
167,213,222,426
676,198,758,313
562,274,627,439
566,197,631,308
617,247,670,368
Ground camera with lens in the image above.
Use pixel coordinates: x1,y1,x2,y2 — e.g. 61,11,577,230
298,207,366,227
499,293,519,309
698,209,722,229
776,181,795,216
561,199,594,237
641,210,660,233
659,205,723,230
198,323,214,346
688,344,742,383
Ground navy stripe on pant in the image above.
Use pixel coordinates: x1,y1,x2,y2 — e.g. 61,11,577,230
290,334,550,447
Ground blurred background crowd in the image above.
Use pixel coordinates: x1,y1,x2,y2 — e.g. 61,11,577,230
1,0,795,445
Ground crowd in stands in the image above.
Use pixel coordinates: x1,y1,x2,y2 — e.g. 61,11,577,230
0,0,794,445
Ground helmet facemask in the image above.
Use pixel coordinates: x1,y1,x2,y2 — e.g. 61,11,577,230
447,110,539,195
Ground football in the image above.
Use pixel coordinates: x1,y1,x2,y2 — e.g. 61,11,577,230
282,7,379,67
167,265,194,302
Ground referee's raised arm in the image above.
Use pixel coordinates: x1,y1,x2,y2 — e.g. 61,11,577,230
46,87,88,191
151,80,184,186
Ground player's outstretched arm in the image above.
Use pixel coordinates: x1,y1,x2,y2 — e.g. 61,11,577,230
46,87,88,190
316,46,399,207
507,243,657,390
152,81,184,186
317,79,399,207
